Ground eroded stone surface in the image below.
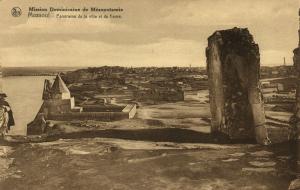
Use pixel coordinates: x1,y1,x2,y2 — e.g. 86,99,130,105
248,161,276,167
229,152,246,157
0,146,17,181
250,150,274,157
242,167,276,174
289,179,300,190
222,158,239,162
206,27,267,142
0,138,293,190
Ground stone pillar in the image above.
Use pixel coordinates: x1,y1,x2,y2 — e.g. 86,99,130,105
0,65,2,93
289,9,300,190
206,27,270,144
294,48,300,124
42,79,52,100
294,9,300,127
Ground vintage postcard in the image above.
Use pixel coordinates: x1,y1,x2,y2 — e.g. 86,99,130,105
0,0,299,189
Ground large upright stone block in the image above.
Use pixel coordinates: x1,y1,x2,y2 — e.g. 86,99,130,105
294,47,300,117
0,65,2,93
206,27,269,144
288,10,300,190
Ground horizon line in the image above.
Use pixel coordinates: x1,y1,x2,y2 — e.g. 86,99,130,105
1,63,294,68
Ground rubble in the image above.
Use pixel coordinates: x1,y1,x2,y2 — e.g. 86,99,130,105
206,27,269,144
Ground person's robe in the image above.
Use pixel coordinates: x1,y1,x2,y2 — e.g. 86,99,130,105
0,100,15,130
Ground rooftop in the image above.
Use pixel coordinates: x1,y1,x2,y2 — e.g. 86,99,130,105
51,74,70,94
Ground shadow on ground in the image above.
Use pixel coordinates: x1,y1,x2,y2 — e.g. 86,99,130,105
45,128,257,144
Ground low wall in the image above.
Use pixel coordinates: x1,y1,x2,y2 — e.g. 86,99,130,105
27,103,137,135
48,104,137,121
48,112,129,121
30,104,137,124
122,104,137,119
82,105,123,112
44,99,72,114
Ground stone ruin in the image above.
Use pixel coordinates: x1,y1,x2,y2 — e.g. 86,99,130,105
290,8,300,151
289,10,300,190
293,9,300,136
206,27,270,144
27,74,137,135
293,55,300,139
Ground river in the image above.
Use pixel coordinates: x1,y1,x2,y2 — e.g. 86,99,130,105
3,76,53,135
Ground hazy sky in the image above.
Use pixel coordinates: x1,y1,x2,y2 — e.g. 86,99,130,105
0,0,299,67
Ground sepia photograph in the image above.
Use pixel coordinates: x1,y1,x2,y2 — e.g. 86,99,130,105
0,0,299,189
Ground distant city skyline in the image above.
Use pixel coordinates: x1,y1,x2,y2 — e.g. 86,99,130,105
0,0,299,67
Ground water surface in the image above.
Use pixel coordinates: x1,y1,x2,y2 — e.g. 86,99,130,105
3,76,53,135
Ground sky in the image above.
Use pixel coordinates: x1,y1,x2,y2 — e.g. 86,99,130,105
0,0,299,67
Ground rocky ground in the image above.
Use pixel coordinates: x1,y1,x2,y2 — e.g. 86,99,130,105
0,138,297,190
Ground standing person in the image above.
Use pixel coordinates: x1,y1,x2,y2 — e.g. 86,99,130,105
0,93,14,136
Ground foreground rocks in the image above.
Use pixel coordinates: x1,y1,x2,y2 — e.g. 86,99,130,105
289,179,300,190
0,138,296,190
0,146,19,181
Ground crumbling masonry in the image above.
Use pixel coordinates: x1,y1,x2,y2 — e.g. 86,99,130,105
27,74,136,135
293,57,300,136
293,10,300,134
288,10,300,190
206,27,270,144
283,8,300,190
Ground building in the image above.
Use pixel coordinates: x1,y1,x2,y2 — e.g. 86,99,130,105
43,74,82,114
27,74,137,135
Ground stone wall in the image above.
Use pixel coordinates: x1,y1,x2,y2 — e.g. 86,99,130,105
48,104,137,121
48,112,129,121
27,103,137,134
43,99,74,114
82,105,124,112
122,104,137,119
